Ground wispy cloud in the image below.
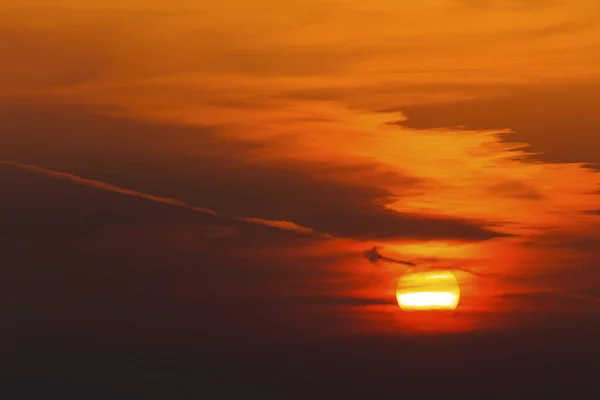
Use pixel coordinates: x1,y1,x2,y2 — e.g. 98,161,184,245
0,160,317,235
362,245,523,283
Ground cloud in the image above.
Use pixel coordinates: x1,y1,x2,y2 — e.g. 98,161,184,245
522,232,600,253
268,190,507,242
498,289,600,309
583,210,600,215
292,295,396,307
3,0,596,105
3,96,600,262
0,102,513,243
362,245,524,283
1,162,357,297
487,179,544,200
0,160,318,235
363,246,416,266
397,84,600,168
1,158,509,243
565,290,600,301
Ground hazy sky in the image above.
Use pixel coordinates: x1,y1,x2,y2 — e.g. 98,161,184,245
3,0,600,349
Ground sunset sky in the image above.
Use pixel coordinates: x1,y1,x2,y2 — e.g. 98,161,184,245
3,0,600,396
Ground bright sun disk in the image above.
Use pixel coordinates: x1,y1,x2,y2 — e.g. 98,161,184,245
396,270,460,311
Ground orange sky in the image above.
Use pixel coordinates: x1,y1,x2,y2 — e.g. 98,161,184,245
2,0,600,337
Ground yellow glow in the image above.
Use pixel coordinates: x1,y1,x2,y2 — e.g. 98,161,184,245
396,270,460,311
397,292,458,308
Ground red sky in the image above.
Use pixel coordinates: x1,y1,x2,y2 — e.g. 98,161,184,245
3,0,600,373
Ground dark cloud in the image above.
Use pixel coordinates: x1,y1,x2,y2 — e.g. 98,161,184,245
0,164,320,255
1,166,399,375
498,289,600,310
397,84,600,169
0,102,507,243
522,232,600,253
566,289,600,302
3,159,599,397
225,295,396,307
488,179,544,200
0,102,236,165
583,209,600,215
1,160,318,235
0,164,353,328
363,246,416,266
363,246,523,283
303,295,395,306
294,207,507,241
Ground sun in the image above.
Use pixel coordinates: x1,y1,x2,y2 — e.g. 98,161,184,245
396,270,460,311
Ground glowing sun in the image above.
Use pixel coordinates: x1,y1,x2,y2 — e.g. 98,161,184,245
396,270,460,311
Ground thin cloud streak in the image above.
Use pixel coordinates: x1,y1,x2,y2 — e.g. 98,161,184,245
363,246,417,266
0,160,319,236
363,245,523,282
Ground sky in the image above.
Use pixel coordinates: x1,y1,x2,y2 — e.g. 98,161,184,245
3,0,600,396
